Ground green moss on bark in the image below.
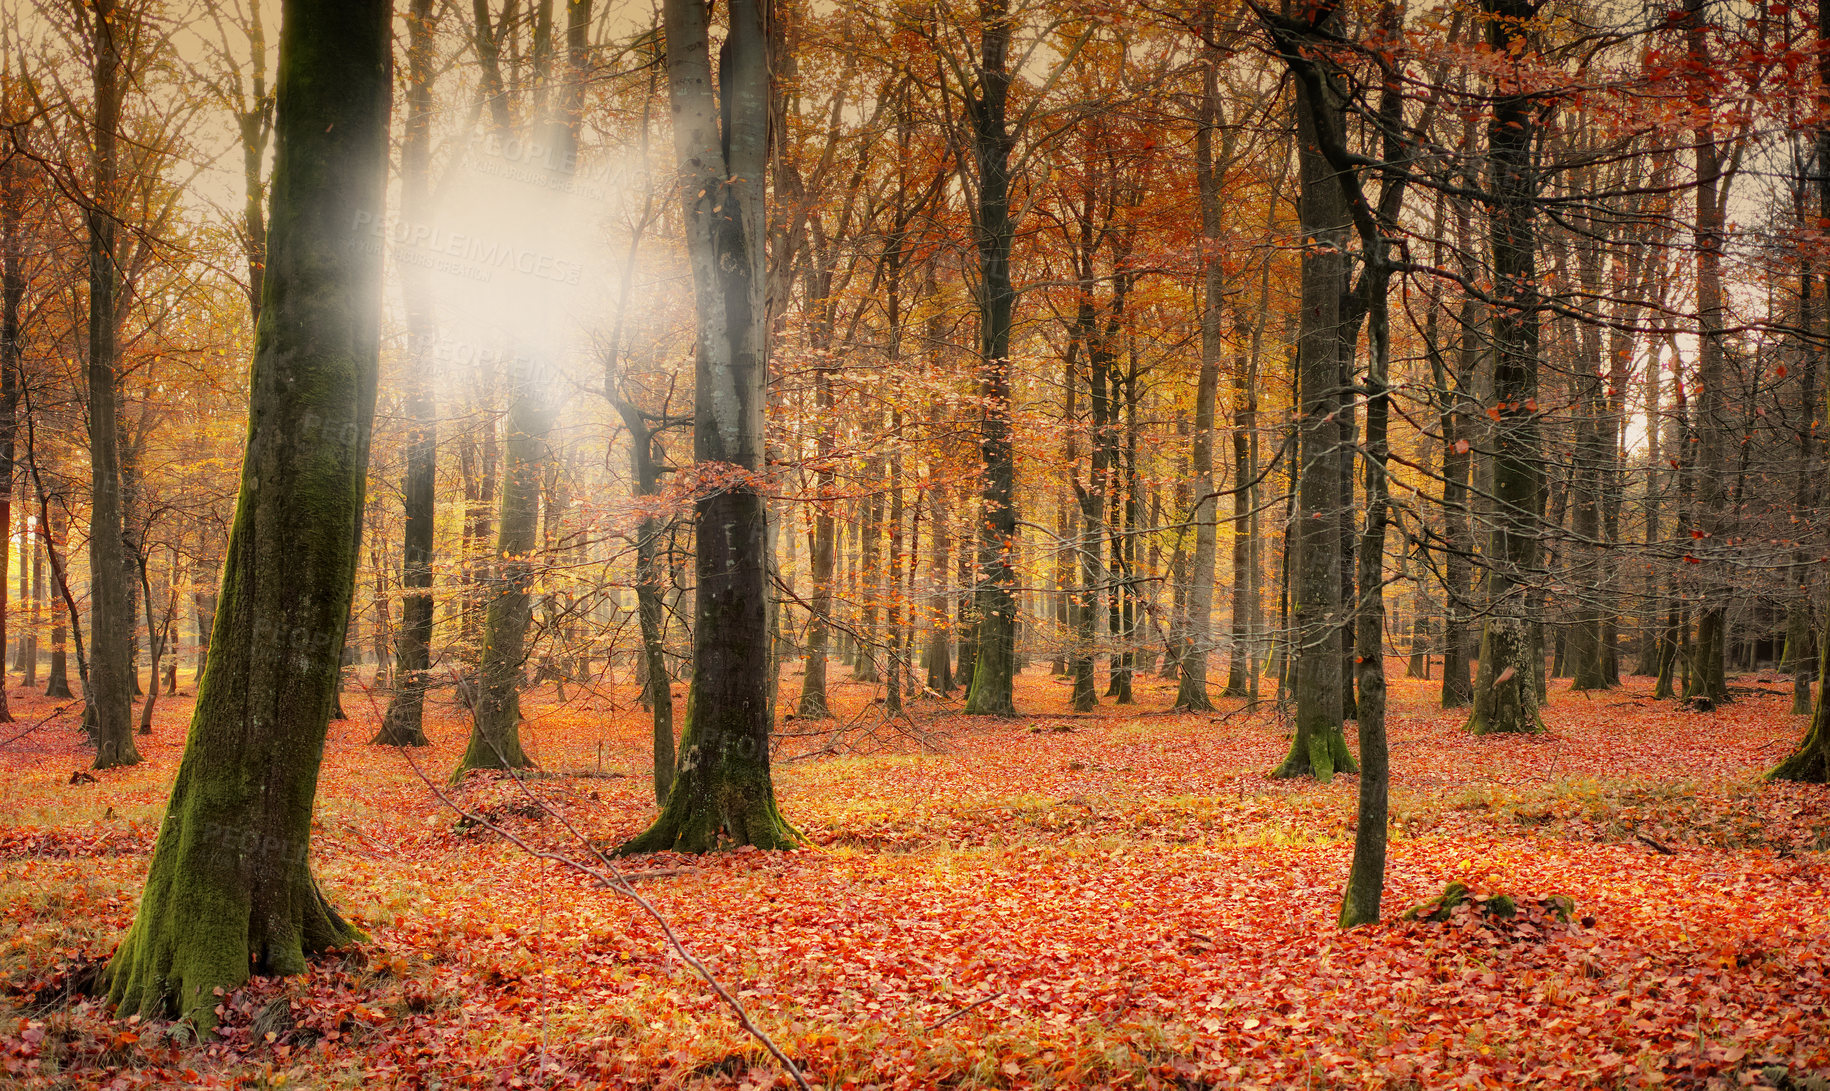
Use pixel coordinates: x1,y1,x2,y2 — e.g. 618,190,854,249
617,697,800,854
1771,635,1830,783
102,0,390,1029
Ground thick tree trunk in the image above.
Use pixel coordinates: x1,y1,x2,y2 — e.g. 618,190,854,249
619,0,796,852
1773,8,1830,769
103,0,389,1024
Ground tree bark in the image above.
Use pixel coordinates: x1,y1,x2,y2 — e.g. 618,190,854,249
1177,22,1223,712
1271,16,1354,779
104,0,389,1024
375,0,440,748
1681,0,1731,708
0,140,22,722
85,0,138,768
1467,0,1545,735
619,0,798,852
962,0,1019,717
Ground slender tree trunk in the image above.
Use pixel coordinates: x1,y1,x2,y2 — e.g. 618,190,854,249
962,0,1019,717
0,145,21,723
85,0,137,768
1467,0,1545,735
798,361,836,716
375,0,440,747
458,384,551,773
1178,26,1223,711
27,508,44,688
923,387,954,694
1682,0,1731,709
1272,32,1354,779
104,0,389,1023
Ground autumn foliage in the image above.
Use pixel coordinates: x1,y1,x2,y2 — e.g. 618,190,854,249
4,665,1829,1088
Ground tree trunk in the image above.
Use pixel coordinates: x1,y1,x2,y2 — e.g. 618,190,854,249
922,391,954,694
0,145,21,723
1682,0,1731,709
618,0,797,852
1272,30,1354,779
103,0,389,1024
374,0,439,748
85,0,137,768
1178,26,1223,711
1467,0,1545,735
962,0,1019,717
798,361,836,717
457,385,550,773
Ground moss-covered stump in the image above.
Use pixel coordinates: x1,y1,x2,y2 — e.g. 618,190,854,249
1270,719,1357,782
1404,882,1576,928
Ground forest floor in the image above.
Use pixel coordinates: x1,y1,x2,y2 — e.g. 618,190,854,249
3,663,1830,1090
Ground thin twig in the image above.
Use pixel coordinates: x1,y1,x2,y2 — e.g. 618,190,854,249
925,991,1005,1030
0,703,78,751
376,703,812,1090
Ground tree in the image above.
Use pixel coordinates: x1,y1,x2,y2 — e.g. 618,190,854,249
1175,11,1224,713
1465,0,1545,736
104,0,391,1025
618,0,798,853
83,0,139,768
453,0,590,774
373,0,439,748
1269,1,1355,780
960,0,1021,717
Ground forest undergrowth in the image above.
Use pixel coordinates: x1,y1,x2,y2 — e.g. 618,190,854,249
3,665,1829,1089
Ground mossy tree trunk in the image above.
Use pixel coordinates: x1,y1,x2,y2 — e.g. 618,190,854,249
104,0,389,1026
618,0,797,853
375,0,439,749
1466,0,1545,736
1774,605,1830,780
1774,28,1830,775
